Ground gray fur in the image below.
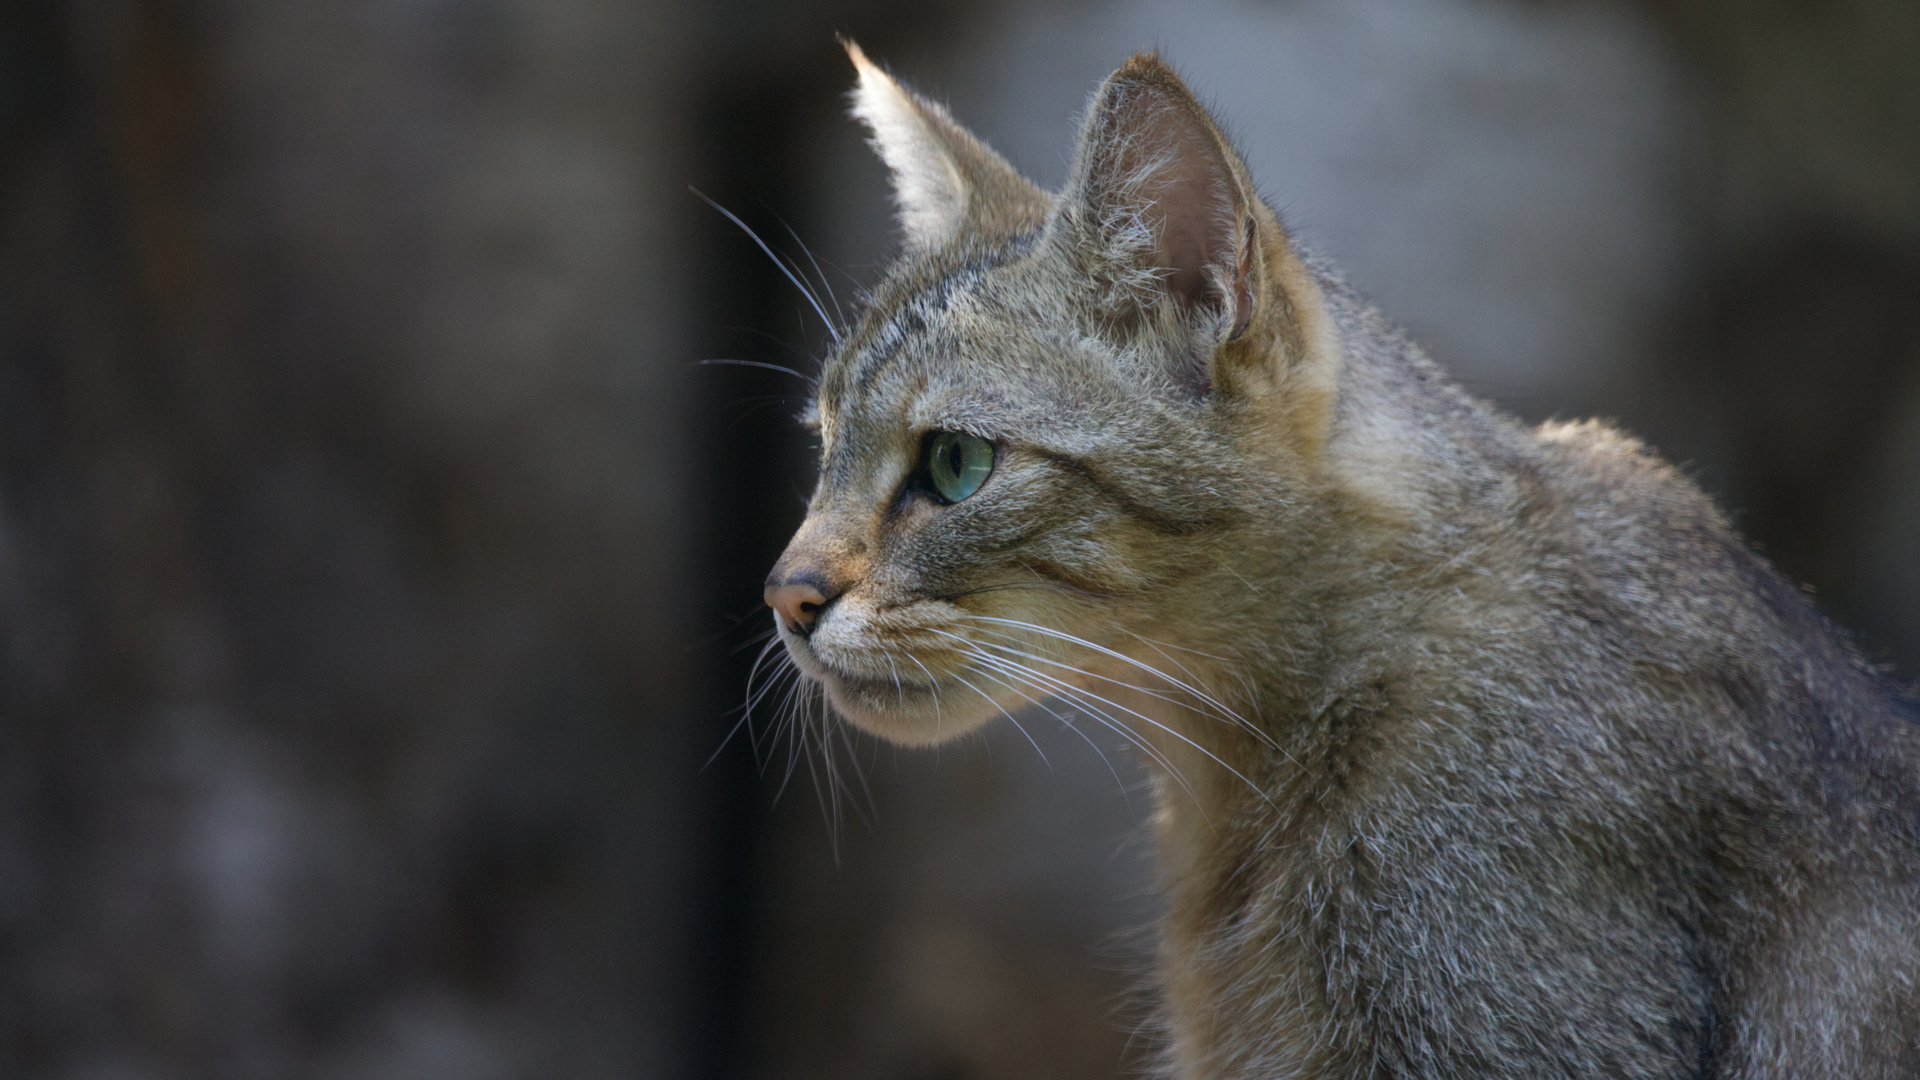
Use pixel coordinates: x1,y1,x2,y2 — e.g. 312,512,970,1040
764,47,1920,1079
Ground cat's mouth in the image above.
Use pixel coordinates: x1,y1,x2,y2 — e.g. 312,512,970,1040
781,626,1012,746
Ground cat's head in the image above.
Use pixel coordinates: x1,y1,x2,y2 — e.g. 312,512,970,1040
764,44,1342,747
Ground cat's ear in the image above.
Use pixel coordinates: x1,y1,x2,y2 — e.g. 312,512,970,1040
1053,54,1265,390
844,38,1049,252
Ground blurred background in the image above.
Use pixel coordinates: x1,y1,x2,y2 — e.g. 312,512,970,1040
0,0,1914,1077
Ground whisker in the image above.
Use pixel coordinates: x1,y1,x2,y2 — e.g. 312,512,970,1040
967,633,1230,730
797,680,849,857
942,634,1266,803
1126,633,1224,694
946,665,1051,769
738,632,787,705
720,324,823,362
745,661,805,749
965,653,1133,802
727,631,870,847
707,636,792,769
964,616,1278,754
696,357,814,382
726,396,813,430
963,649,1198,803
727,624,780,656
817,682,866,849
770,210,848,333
967,617,1233,708
925,632,1191,788
884,653,905,707
801,684,844,860
749,651,802,718
688,603,780,652
830,716,875,817
1122,629,1241,667
1128,630,1264,725
903,653,944,732
691,187,844,345
964,626,1269,757
770,666,814,801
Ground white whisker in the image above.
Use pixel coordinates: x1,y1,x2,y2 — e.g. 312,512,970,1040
885,653,904,706
943,664,1051,767
966,650,1199,803
770,666,813,803
968,632,1230,728
903,653,944,731
708,636,792,769
938,632,1269,803
692,187,843,345
965,658,1132,800
965,616,1287,761
965,616,1253,729
775,214,848,334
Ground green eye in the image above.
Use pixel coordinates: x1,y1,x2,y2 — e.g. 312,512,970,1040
925,430,995,503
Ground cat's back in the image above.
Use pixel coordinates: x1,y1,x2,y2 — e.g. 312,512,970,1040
1322,276,1920,843
1501,405,1920,842
1318,313,1920,1075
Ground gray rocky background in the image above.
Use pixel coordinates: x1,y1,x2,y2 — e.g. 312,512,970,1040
0,1,1913,1078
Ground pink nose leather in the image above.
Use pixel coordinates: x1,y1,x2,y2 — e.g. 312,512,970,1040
766,580,831,636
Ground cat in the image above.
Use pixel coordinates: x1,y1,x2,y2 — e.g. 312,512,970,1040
760,40,1920,1079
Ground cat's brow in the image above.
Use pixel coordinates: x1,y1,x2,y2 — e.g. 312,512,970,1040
844,236,1040,395
849,279,967,394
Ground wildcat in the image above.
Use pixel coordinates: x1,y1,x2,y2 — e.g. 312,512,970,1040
761,41,1920,1079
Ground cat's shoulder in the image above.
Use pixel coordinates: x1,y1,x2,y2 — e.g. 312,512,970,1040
1529,415,1718,524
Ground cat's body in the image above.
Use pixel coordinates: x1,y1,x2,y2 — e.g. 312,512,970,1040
763,43,1920,1078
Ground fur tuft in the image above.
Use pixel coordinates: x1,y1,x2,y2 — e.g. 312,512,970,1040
842,37,1048,252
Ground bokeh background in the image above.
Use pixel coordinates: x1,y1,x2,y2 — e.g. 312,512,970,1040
0,0,1915,1077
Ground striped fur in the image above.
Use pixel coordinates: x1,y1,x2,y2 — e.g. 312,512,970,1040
763,45,1920,1079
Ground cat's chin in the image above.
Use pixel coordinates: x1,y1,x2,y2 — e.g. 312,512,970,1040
817,671,997,747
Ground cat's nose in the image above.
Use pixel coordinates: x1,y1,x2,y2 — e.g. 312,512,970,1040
765,574,841,637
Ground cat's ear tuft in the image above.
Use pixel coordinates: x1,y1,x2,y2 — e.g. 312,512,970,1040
843,38,1049,252
1054,53,1264,385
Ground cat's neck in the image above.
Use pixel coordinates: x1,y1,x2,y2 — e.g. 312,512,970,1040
1107,274,1540,859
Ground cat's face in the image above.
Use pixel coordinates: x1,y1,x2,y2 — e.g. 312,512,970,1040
764,47,1333,747
769,244,1245,745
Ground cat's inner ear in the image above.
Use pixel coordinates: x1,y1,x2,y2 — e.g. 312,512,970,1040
843,39,1049,251
1060,54,1257,348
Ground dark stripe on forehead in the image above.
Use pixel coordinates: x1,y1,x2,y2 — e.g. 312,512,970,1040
844,311,913,397
1031,448,1239,538
847,232,1044,395
849,269,968,394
